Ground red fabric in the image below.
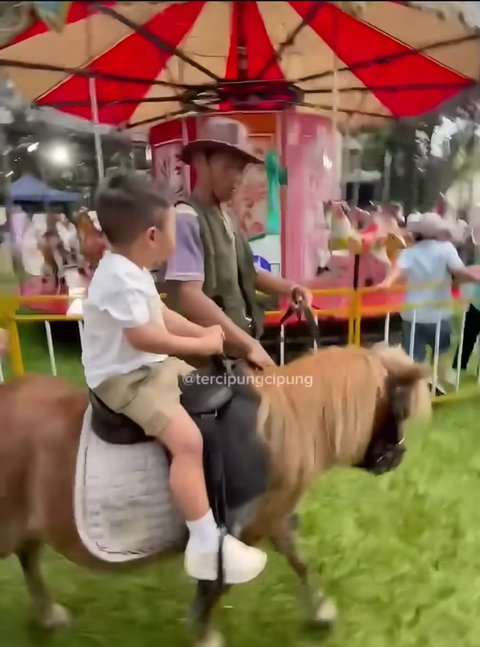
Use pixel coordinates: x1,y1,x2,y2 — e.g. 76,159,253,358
13,0,473,125
149,120,184,148
290,1,472,117
226,2,283,80
37,2,205,125
1,2,116,49
225,2,240,79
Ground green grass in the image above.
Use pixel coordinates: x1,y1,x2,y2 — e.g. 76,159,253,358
1,321,84,384
2,325,480,646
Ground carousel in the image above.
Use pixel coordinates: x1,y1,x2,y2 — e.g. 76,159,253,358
1,0,478,332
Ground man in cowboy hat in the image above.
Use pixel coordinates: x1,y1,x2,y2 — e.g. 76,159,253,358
163,116,312,367
379,211,480,390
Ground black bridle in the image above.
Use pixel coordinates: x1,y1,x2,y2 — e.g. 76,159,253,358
356,382,407,475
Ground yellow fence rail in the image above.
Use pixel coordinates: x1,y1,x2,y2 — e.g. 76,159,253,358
0,284,478,406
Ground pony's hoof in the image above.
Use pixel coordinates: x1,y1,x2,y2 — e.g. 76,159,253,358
196,629,225,647
40,604,72,630
310,597,338,629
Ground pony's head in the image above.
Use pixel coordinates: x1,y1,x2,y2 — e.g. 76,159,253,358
356,343,431,475
256,344,431,493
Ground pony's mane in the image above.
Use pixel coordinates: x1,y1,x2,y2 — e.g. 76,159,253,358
252,345,430,500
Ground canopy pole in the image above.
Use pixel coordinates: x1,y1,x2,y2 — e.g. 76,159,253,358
88,77,104,181
331,8,341,200
86,5,104,183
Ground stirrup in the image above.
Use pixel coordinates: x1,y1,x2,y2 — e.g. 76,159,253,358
216,526,227,589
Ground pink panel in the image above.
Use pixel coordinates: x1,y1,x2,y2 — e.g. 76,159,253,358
282,112,340,281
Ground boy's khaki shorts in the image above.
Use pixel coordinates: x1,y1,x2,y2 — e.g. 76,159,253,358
93,358,194,438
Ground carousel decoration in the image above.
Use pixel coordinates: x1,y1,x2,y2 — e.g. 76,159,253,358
74,208,107,277
326,201,408,266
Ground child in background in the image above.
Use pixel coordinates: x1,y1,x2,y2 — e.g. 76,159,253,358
379,212,480,390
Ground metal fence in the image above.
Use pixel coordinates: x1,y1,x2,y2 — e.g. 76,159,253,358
1,286,479,404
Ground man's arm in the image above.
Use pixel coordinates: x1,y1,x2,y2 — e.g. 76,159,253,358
446,243,480,283
255,269,295,297
255,269,313,306
164,205,255,355
377,263,405,289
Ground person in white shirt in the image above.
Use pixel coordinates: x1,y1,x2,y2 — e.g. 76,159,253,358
82,173,267,584
379,212,480,389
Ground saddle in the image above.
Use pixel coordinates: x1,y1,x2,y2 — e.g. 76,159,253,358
89,357,268,528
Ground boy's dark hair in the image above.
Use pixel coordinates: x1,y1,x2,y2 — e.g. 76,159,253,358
95,172,172,245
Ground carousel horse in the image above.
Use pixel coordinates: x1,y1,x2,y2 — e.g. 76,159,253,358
75,208,106,276
38,212,69,293
326,201,408,266
0,344,430,646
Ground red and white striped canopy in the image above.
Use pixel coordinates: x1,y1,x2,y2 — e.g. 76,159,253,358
0,1,478,130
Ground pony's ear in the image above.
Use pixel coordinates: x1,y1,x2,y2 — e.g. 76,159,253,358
390,363,430,387
371,343,430,385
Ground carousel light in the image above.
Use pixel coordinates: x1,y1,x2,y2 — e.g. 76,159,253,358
47,144,70,165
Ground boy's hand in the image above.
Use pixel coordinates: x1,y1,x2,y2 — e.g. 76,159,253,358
201,326,225,355
202,324,224,338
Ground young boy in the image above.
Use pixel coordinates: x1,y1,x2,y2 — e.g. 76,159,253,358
379,212,480,387
81,173,267,584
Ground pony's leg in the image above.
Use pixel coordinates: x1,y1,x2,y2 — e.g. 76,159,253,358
271,527,337,628
16,541,71,630
190,581,228,647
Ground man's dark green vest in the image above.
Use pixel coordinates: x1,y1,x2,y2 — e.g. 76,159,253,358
176,197,264,338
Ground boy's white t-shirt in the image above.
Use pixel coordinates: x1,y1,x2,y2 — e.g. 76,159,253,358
82,252,167,389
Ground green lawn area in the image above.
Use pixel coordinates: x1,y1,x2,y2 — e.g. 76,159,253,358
1,325,480,645
1,320,84,384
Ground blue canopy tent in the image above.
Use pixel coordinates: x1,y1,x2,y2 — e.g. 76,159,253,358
10,174,80,203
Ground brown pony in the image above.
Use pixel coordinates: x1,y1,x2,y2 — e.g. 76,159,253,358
75,209,106,276
0,344,430,647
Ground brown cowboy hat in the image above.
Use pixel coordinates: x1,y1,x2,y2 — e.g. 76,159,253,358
180,117,264,166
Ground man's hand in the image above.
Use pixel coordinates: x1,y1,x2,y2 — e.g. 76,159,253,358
0,328,8,356
290,285,313,309
244,339,275,369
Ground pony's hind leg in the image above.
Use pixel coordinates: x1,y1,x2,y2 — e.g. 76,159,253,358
271,525,338,629
16,541,71,630
190,580,228,647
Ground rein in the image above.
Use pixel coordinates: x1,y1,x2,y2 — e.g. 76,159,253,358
279,288,321,348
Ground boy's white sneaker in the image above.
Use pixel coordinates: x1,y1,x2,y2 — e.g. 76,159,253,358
185,534,267,584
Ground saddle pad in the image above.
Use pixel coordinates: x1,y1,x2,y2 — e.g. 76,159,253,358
74,406,185,563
